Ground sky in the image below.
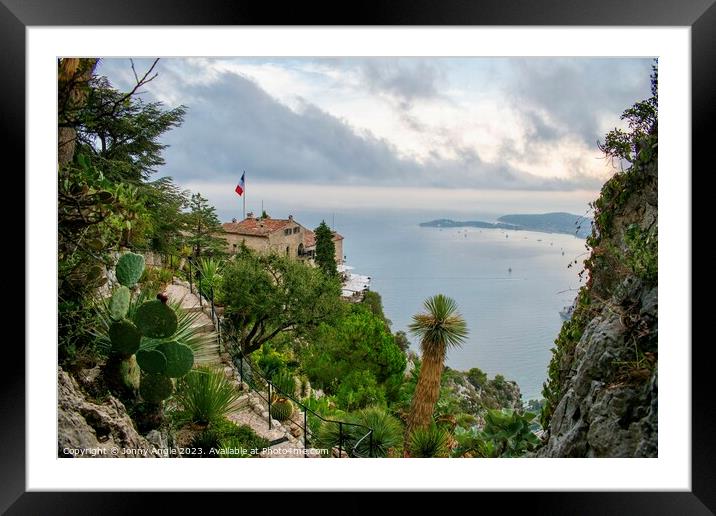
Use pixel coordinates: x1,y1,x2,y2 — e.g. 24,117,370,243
97,57,653,221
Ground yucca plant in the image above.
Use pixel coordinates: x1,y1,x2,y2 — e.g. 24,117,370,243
197,257,224,301
405,295,468,441
409,425,450,458
173,367,240,425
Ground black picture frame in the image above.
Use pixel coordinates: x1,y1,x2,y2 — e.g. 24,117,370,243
8,0,708,512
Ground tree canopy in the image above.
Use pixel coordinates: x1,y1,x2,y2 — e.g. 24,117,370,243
221,250,343,355
184,193,225,257
300,305,406,405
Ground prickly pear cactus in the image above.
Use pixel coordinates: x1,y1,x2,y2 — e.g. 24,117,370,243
270,399,294,422
140,373,174,403
134,299,178,338
109,285,131,320
136,348,168,374
156,341,194,378
119,355,141,392
108,319,142,356
115,252,145,287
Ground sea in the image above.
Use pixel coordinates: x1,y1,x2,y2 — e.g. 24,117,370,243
333,210,586,402
221,208,589,402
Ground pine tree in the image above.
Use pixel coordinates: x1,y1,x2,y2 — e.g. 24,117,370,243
185,193,225,257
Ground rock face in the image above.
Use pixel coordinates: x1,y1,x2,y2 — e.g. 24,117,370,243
538,132,658,458
442,368,523,416
537,279,657,457
58,368,161,458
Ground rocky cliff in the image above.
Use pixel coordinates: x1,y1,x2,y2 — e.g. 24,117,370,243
538,127,658,457
58,368,163,458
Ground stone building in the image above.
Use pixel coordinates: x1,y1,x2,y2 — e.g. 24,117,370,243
220,213,344,265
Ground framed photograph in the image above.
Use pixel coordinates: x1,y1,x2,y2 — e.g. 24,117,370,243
11,0,709,511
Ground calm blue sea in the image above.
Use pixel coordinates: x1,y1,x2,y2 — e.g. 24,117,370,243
334,211,587,402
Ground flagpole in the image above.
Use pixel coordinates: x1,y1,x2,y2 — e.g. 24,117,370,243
243,171,246,220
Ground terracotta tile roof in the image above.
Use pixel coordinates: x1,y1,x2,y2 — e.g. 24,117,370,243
222,218,292,236
303,230,344,249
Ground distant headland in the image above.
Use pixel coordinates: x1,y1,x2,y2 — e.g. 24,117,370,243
419,212,592,238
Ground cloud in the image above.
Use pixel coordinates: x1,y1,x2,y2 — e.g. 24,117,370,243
357,59,446,109
94,57,650,205
508,58,654,147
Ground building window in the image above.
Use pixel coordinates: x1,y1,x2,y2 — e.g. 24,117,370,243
298,243,304,257
284,229,291,236
293,227,300,234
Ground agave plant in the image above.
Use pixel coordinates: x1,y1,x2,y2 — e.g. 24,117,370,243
173,367,241,425
408,425,450,458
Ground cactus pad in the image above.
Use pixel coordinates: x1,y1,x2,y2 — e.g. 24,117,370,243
136,348,167,374
134,300,178,338
156,341,194,378
140,373,174,403
108,319,142,356
270,399,294,422
109,286,131,320
115,252,145,287
119,355,141,392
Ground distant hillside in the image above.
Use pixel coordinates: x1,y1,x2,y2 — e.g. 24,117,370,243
419,212,592,238
498,213,592,238
418,219,520,230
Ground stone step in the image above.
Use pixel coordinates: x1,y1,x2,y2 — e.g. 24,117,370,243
191,321,216,333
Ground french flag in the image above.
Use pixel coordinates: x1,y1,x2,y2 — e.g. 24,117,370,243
235,171,245,196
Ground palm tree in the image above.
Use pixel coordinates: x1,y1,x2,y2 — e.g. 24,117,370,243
405,294,468,443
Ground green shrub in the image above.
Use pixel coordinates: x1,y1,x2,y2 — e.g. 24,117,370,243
409,425,450,458
466,367,487,388
481,408,540,457
211,419,269,457
271,371,296,398
455,413,478,429
256,346,286,377
139,266,174,294
174,367,240,425
335,370,386,411
624,223,658,285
